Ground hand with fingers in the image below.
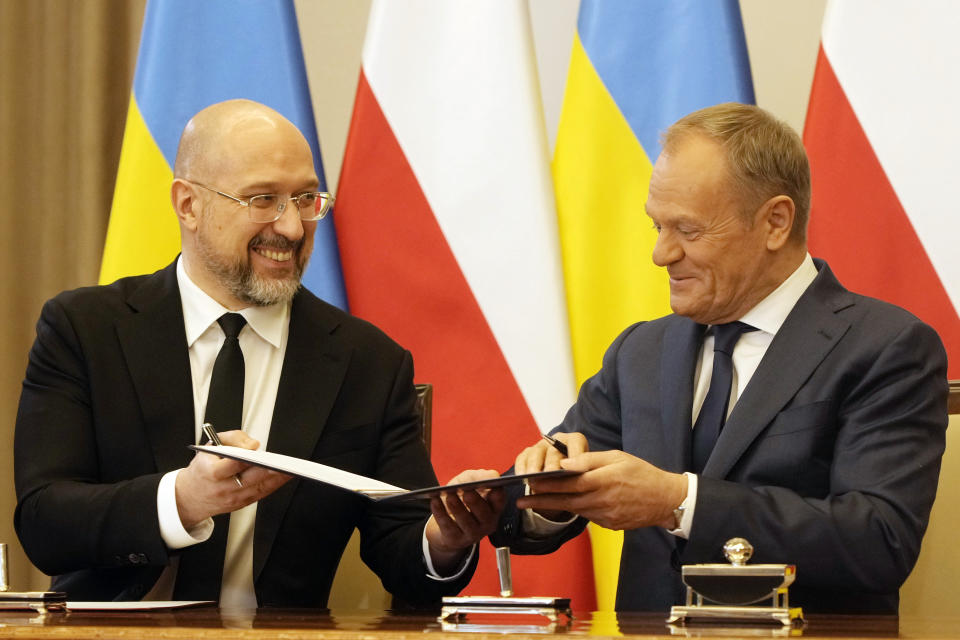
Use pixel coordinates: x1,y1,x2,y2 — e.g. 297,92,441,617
513,431,588,520
425,469,507,574
518,448,687,531
174,430,292,529
515,431,588,474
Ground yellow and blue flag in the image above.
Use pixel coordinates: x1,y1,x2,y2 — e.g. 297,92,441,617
102,0,346,309
552,0,754,612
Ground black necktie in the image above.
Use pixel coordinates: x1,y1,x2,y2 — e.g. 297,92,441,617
204,313,247,429
173,313,246,601
691,321,757,473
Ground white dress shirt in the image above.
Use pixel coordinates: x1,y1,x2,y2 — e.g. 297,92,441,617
146,258,469,606
146,258,291,608
525,254,819,539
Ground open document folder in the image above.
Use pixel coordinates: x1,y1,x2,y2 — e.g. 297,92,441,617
190,445,580,503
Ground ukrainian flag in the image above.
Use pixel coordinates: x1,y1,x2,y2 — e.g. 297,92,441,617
102,0,346,309
552,0,754,613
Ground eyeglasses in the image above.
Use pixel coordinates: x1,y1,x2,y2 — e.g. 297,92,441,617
188,181,334,223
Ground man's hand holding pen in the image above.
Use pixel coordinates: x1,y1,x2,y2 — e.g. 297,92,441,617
516,431,688,531
512,431,586,521
175,429,291,529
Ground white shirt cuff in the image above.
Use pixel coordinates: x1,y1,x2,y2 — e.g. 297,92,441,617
157,469,214,549
520,482,578,538
666,472,697,539
421,523,476,581
522,504,579,538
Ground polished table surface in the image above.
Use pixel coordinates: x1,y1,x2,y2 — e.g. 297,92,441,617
0,608,958,640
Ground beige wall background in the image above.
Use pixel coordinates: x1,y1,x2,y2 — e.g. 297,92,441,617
1,0,955,618
0,0,146,594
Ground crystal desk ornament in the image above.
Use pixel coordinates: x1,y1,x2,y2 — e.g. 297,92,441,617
440,547,572,631
667,538,803,627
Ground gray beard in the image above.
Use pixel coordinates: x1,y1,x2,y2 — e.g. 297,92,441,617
196,231,307,307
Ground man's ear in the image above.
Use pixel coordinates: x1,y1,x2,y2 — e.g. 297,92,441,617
761,195,795,250
171,179,200,230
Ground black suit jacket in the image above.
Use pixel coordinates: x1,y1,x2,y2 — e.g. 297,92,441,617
14,260,475,605
492,260,947,613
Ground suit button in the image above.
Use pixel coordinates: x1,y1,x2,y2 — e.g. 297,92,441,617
128,553,141,564
138,553,148,564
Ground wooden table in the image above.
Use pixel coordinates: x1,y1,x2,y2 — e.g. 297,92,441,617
0,607,955,639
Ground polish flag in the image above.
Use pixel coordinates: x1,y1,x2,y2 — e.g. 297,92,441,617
334,1,596,606
804,1,960,376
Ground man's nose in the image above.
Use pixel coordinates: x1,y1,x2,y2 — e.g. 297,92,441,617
271,201,305,239
651,229,681,266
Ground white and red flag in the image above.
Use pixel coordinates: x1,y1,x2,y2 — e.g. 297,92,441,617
805,0,960,375
334,1,596,606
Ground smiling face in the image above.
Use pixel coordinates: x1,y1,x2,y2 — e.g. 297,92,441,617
173,101,319,309
646,135,794,325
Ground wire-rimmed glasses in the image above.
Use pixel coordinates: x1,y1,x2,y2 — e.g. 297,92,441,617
188,181,334,222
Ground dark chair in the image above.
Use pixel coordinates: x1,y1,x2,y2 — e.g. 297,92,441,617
414,383,433,453
328,382,434,610
948,380,960,414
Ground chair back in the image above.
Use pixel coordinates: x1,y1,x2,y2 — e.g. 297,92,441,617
948,380,960,414
415,383,433,454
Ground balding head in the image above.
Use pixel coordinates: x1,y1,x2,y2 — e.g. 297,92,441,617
174,99,312,183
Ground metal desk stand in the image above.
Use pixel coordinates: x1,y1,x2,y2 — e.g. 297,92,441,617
440,547,572,631
667,538,803,628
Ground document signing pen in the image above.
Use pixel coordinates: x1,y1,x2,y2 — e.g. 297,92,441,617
202,423,244,488
541,433,569,457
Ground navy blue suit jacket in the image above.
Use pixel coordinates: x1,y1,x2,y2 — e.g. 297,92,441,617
493,260,947,613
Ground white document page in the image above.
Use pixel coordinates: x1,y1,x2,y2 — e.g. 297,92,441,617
190,445,581,502
191,445,408,497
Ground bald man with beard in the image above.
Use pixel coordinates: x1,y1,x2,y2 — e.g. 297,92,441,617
14,100,501,608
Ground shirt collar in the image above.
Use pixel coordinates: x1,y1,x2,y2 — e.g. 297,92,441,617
176,256,289,348
738,253,818,337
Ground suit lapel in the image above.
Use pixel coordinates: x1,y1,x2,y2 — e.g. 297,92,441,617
115,261,196,472
704,263,854,478
660,318,705,472
254,290,352,582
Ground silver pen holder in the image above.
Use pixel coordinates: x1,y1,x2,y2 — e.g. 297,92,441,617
0,543,9,592
440,546,572,629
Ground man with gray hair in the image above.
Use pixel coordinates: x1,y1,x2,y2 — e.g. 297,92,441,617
15,99,501,608
489,102,947,613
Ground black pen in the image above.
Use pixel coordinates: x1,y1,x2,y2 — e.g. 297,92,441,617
541,433,569,457
202,423,244,488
